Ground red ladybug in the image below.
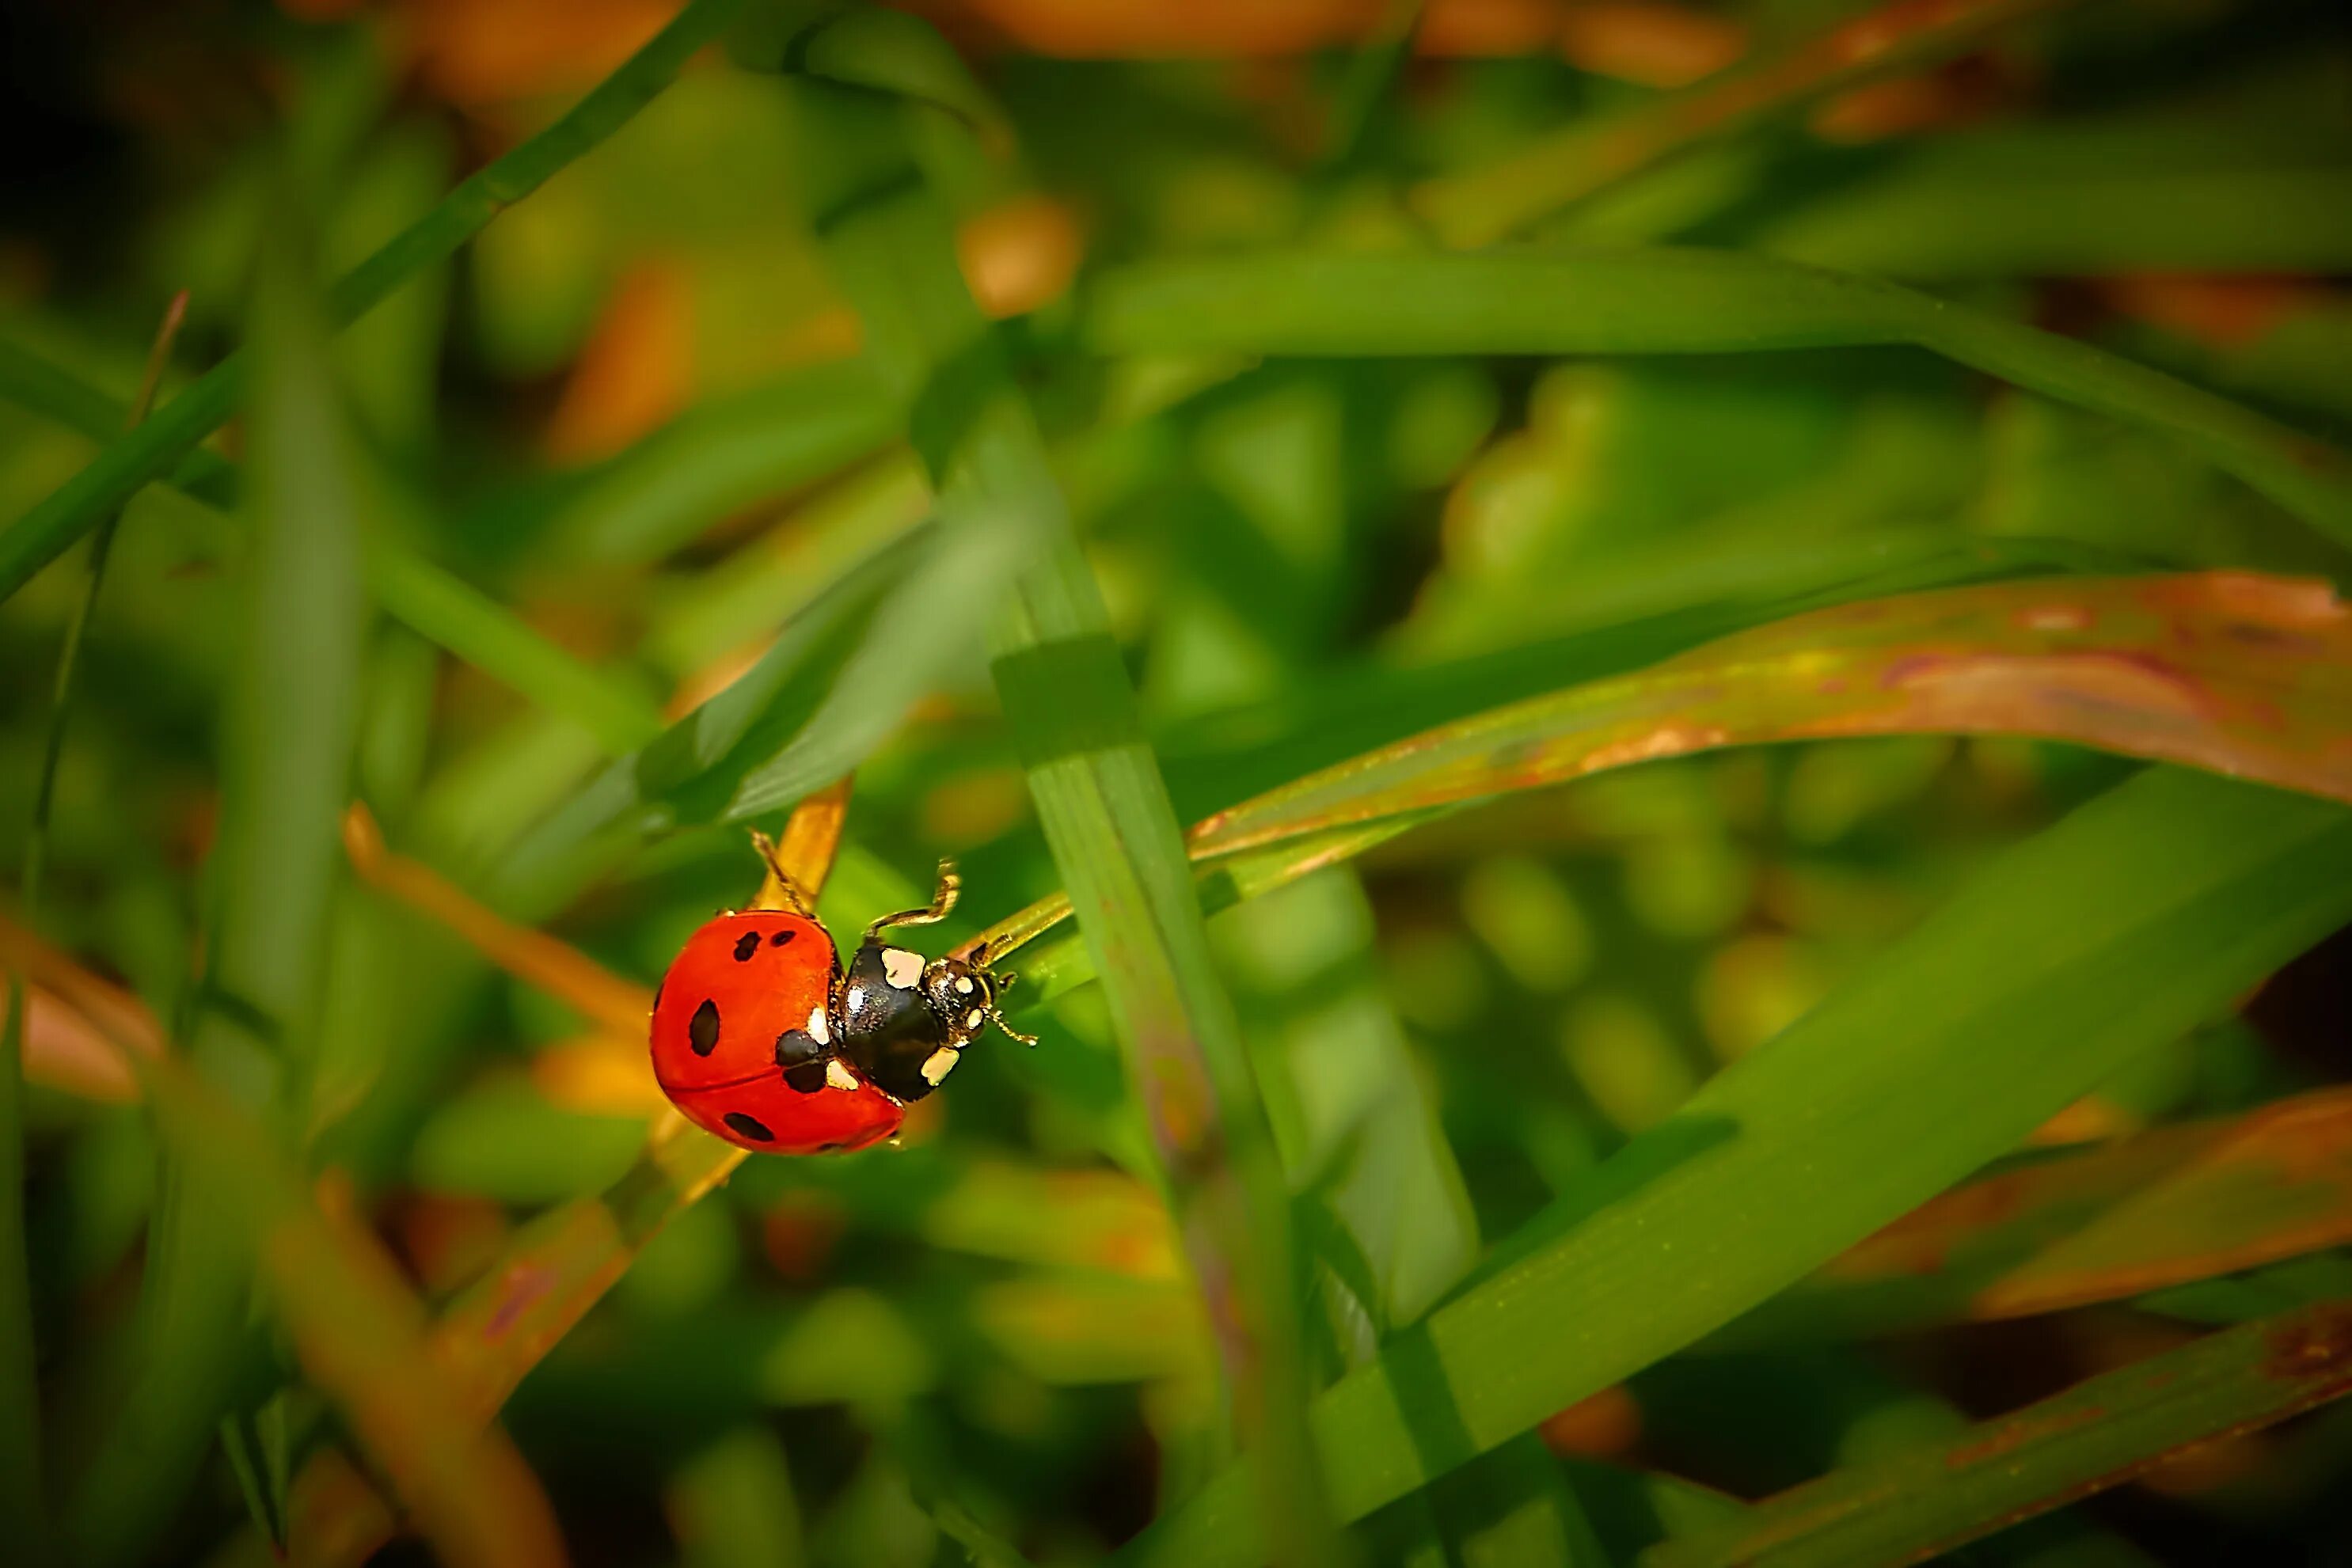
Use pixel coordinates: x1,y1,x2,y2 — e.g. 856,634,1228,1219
648,841,1032,1156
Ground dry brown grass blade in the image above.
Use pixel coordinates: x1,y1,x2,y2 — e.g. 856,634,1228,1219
291,780,856,1566
341,803,652,1035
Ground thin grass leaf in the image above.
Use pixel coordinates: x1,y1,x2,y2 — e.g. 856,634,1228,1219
492,503,1034,896
1718,1088,2352,1346
1121,768,2352,1566
1644,1296,2352,1568
139,1054,568,1568
0,0,748,607
63,209,369,1568
0,336,674,754
293,781,852,1568
1410,0,2076,246
1086,248,2352,545
0,333,234,504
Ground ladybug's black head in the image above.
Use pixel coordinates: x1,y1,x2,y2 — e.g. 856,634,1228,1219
924,956,1001,1047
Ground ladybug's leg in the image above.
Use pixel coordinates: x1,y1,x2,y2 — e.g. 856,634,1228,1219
862,860,961,940
980,970,1039,1048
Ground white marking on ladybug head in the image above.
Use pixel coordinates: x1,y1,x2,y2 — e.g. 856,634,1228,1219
882,948,924,989
954,975,975,995
826,1060,859,1092
964,1008,985,1031
920,1047,959,1085
807,1005,830,1045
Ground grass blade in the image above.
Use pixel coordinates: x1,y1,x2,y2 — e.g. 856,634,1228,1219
1122,768,2352,1566
1719,1088,2352,1346
545,358,899,566
0,0,748,607
970,570,2352,984
782,31,1331,1557
1191,571,2352,859
1411,0,2073,245
0,329,675,754
1644,1297,2352,1568
1087,248,2352,545
364,541,665,754
63,209,368,1568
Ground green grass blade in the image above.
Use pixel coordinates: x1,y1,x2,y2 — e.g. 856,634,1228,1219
492,509,1041,891
1410,0,2074,245
1085,248,2352,546
1122,768,2352,1566
62,211,370,1568
543,358,900,566
0,0,747,607
1159,530,2141,818
974,569,2351,981
1644,1296,2352,1567
783,37,1330,1559
0,334,674,754
364,539,665,754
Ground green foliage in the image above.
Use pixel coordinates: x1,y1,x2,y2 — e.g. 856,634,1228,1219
4,2,2352,1566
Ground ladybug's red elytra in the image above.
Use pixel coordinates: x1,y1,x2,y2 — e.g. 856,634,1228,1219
648,839,1033,1155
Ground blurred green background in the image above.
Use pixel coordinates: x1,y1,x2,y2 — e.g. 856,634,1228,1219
2,1,2351,1565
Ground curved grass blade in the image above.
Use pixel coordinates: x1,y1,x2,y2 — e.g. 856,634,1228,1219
1120,768,2352,1566
1158,529,2144,819
63,211,368,1568
1412,0,2073,245
140,1054,568,1568
1643,1296,2352,1568
966,570,2352,984
1086,249,2352,545
1717,1087,2352,1347
0,0,749,607
1192,571,2352,859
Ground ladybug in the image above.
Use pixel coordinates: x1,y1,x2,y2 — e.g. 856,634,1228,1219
648,837,1032,1155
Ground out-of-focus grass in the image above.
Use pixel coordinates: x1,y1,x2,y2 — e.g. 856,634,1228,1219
3,1,2352,1565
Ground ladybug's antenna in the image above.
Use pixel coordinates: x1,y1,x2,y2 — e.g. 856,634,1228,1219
748,830,815,917
863,860,961,940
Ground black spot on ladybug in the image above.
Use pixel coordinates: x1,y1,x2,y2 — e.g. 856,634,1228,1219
733,932,762,962
783,1061,826,1094
723,1111,775,1143
689,998,721,1055
774,1029,822,1069
769,929,795,947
